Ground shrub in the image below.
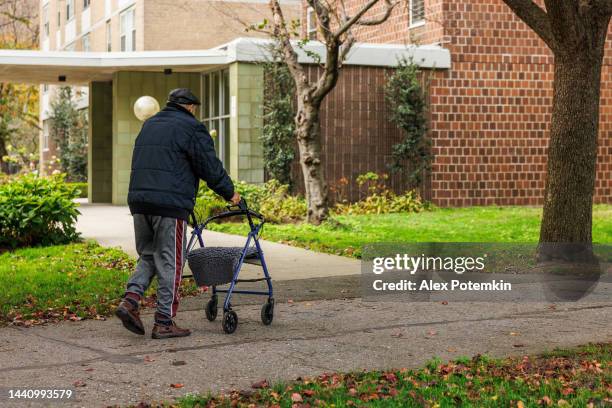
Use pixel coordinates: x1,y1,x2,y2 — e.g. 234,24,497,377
385,58,431,187
193,186,227,222
256,179,306,223
261,43,296,187
194,179,306,224
67,182,88,198
0,174,81,248
334,172,426,215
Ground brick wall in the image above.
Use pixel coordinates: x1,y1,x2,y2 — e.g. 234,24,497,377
304,0,612,206
288,65,418,202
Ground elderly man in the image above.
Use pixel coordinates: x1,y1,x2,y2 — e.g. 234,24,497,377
115,88,240,339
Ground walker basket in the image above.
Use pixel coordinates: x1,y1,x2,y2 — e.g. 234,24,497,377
188,246,257,286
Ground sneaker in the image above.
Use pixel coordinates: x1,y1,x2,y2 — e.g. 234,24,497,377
151,321,191,339
115,299,145,335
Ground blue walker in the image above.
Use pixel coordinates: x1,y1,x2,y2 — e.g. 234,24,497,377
186,199,273,334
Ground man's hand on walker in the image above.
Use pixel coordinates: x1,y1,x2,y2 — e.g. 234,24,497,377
230,192,241,206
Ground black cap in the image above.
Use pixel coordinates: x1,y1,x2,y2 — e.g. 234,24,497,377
167,88,201,106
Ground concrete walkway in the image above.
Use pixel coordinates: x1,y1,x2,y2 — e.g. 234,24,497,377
75,202,360,281
0,296,610,407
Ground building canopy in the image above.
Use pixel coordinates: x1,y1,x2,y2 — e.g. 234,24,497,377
0,37,451,85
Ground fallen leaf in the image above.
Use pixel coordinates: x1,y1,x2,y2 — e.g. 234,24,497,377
303,389,315,397
540,396,552,406
427,330,438,336
517,401,525,408
251,379,269,389
384,373,398,383
73,380,86,387
391,331,403,338
84,368,94,372
144,356,155,362
170,383,184,389
557,399,569,406
348,388,357,396
510,332,520,336
172,360,187,366
441,301,448,305
447,347,457,352
513,344,525,348
561,387,574,396
291,392,303,402
287,299,294,304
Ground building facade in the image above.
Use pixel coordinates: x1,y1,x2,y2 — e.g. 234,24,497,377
26,0,609,207
38,0,301,188
303,0,612,206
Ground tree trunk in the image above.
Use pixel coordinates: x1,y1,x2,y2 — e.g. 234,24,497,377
296,99,329,224
538,50,604,261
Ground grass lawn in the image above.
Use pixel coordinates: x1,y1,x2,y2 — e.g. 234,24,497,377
0,241,197,325
208,205,612,257
0,241,134,325
176,343,611,407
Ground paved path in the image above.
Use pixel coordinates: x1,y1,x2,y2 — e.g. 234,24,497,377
0,297,610,407
75,202,360,281
0,202,599,406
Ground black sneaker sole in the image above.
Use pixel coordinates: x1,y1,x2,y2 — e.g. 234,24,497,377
151,330,191,339
115,307,145,335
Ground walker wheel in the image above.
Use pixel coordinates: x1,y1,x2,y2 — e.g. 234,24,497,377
205,296,218,321
222,310,238,334
261,299,274,325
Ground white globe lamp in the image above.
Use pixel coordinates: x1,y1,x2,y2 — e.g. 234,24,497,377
134,96,160,121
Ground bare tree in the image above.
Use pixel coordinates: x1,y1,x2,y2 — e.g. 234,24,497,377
267,0,399,224
502,1,611,260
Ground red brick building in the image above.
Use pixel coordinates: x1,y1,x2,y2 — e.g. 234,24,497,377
302,0,612,206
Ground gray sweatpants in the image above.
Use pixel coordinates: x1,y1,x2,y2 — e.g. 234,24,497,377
125,214,187,318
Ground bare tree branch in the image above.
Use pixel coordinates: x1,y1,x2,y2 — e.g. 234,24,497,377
502,0,555,49
356,0,399,26
334,0,386,39
269,0,307,87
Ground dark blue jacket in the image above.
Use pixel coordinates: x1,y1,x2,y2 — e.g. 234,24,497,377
127,102,234,220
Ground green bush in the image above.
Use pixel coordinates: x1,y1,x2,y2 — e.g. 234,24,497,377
334,172,426,215
67,182,88,198
194,179,306,224
256,179,306,223
0,174,81,248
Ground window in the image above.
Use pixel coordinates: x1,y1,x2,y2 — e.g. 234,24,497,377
42,120,50,151
306,7,317,40
66,0,74,21
106,20,112,51
120,7,136,51
42,84,49,93
202,70,230,165
82,33,90,52
42,5,49,37
409,0,425,27
83,0,91,9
